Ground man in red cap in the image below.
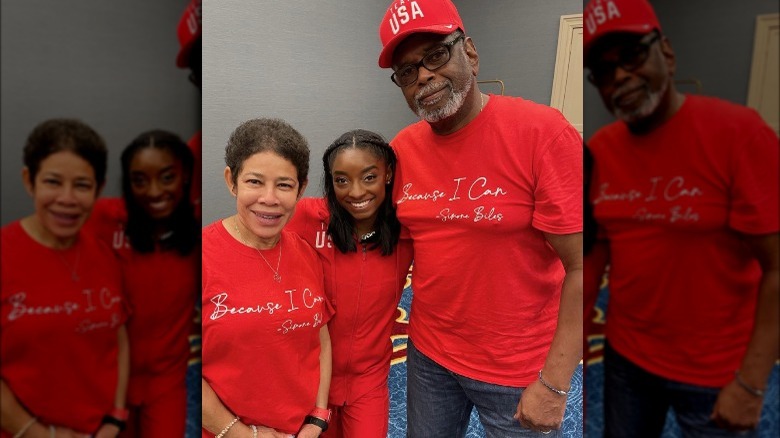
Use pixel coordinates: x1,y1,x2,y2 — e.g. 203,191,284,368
177,0,202,220
378,0,583,435
584,0,779,436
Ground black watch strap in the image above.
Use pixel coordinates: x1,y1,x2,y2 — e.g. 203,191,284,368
101,415,127,431
304,415,329,432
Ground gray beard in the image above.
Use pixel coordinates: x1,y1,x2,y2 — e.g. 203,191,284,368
611,78,668,124
413,74,473,123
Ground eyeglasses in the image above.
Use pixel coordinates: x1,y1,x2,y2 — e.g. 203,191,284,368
391,35,465,88
587,32,660,86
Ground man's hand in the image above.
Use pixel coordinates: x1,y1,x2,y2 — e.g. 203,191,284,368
513,379,567,433
710,379,763,431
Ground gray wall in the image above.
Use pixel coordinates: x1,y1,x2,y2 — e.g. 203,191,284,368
202,0,581,226
1,0,200,225
455,0,582,104
584,0,779,139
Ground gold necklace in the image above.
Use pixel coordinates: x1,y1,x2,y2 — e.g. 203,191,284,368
233,217,282,282
26,218,80,281
55,243,81,282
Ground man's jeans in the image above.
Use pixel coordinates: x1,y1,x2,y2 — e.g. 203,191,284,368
604,342,757,438
406,339,563,438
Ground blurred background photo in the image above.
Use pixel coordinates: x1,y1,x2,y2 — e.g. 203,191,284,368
1,1,201,437
583,1,779,437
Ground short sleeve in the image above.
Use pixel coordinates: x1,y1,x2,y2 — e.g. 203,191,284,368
532,124,583,234
287,197,325,236
728,116,779,234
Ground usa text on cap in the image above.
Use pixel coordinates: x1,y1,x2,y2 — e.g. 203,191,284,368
583,0,661,59
377,0,464,68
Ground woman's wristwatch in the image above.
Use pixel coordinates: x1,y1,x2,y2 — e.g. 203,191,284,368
304,407,332,432
101,407,130,431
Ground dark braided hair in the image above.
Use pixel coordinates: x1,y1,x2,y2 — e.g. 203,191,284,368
121,130,198,255
322,130,400,256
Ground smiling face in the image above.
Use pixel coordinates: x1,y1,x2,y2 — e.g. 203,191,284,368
393,32,476,124
331,148,391,234
129,147,188,220
23,150,100,248
589,32,677,129
226,151,306,249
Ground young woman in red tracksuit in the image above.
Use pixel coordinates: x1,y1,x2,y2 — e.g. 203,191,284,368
287,129,414,437
87,130,199,437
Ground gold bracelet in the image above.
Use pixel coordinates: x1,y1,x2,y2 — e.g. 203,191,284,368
12,417,37,438
215,417,240,438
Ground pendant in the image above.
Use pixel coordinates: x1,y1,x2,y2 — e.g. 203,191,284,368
274,272,281,283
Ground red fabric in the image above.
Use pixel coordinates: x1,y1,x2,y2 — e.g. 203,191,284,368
287,198,413,434
589,95,780,386
176,0,201,68
583,0,661,57
121,385,186,438
1,222,126,436
390,94,582,386
202,221,333,435
86,198,197,413
187,131,202,221
321,389,390,438
378,0,464,68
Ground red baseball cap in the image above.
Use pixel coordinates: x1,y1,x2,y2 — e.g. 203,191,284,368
377,0,464,68
176,0,202,68
583,0,661,59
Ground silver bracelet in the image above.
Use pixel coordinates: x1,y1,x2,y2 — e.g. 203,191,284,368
215,417,240,438
538,370,568,396
734,370,764,397
49,425,55,438
12,417,37,438
250,425,258,438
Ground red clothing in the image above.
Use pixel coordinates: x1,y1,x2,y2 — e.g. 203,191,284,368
589,95,779,386
188,131,202,221
201,221,333,435
1,221,126,436
121,388,186,438
390,94,582,387
86,198,197,432
287,198,413,434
